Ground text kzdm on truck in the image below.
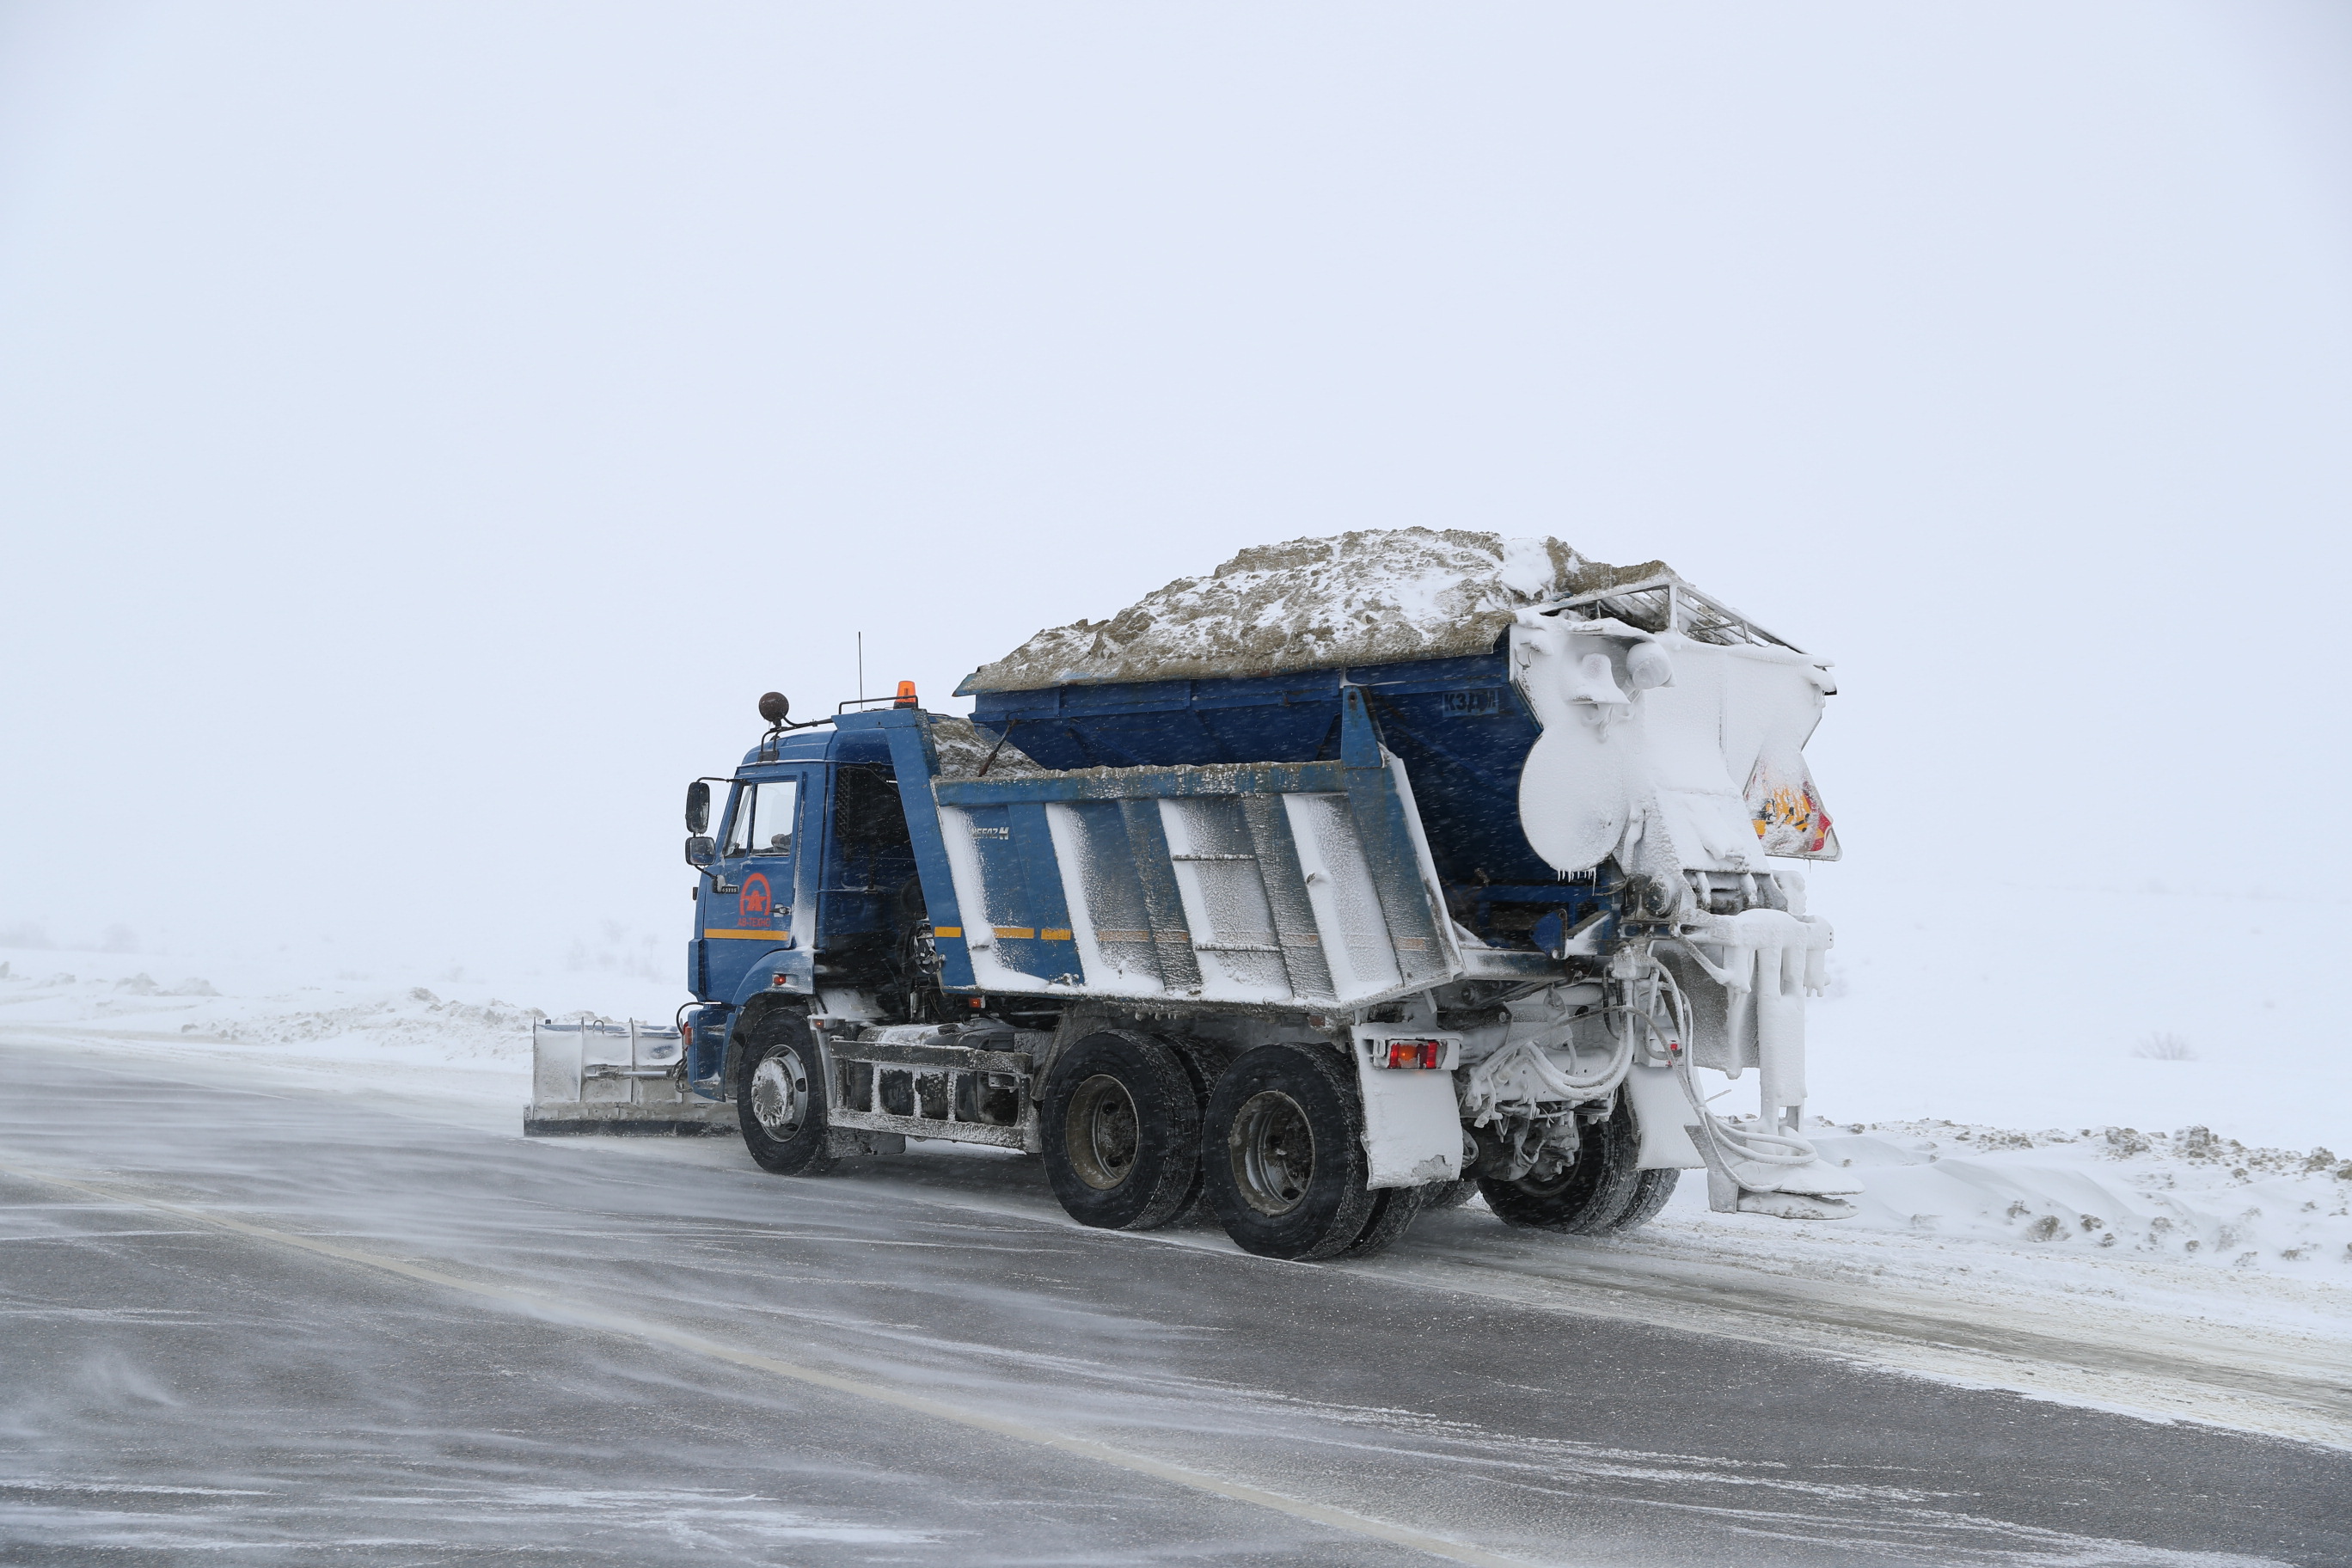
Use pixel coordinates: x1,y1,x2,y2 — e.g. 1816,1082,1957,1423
538,551,1859,1259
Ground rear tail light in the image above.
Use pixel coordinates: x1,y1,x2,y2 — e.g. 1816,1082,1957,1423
1381,1038,1444,1069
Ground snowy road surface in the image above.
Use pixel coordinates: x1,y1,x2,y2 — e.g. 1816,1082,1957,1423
3,1041,2348,1567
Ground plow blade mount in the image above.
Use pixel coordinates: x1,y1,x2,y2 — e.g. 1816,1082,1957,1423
526,1018,735,1136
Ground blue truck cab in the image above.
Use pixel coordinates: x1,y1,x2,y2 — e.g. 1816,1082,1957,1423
686,714,922,1040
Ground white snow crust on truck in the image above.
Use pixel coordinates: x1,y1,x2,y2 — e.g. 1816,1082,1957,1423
1507,570,1852,1217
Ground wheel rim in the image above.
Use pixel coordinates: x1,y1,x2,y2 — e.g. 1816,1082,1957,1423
749,1051,805,1137
1513,1159,1580,1196
1065,1074,1140,1190
1512,1112,1606,1194
1229,1089,1314,1216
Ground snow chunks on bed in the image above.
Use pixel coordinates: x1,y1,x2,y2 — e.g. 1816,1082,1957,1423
958,527,1670,691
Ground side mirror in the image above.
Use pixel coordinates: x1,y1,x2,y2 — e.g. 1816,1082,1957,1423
684,836,716,868
685,780,710,835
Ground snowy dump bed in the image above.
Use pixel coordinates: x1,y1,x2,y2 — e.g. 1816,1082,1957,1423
958,528,1672,692
871,698,1561,1013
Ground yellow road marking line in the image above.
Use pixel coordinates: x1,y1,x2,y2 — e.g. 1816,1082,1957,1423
0,1158,1547,1568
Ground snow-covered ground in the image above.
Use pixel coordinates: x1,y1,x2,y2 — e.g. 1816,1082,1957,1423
0,943,670,1126
6,900,2346,1284
6,885,2348,1449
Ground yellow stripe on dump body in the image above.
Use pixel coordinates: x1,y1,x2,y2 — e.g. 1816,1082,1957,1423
704,928,789,940
992,927,1035,940
931,926,963,939
1040,928,1074,941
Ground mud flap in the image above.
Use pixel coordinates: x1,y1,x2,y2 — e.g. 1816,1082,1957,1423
1351,1030,1462,1189
1622,1063,1704,1170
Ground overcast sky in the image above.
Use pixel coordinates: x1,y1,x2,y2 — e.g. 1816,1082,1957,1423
3,2,2348,976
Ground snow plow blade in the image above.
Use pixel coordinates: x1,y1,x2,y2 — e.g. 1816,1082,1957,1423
525,1019,735,1136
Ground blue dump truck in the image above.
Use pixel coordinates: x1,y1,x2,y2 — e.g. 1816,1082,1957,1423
532,565,1859,1260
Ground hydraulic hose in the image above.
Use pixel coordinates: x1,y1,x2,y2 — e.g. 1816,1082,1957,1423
1638,960,1816,1171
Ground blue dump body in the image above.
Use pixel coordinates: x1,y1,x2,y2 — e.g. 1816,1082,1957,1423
969,652,1602,946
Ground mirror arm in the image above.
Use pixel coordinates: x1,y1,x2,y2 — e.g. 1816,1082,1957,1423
689,861,738,895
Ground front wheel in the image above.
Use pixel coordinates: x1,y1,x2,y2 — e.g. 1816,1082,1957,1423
1201,1044,1381,1260
737,1013,835,1176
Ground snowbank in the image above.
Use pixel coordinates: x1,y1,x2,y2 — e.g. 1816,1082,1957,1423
0,951,675,1082
1802,1118,2352,1274
958,529,1668,692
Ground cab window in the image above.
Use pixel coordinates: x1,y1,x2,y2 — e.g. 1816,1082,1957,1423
721,779,799,858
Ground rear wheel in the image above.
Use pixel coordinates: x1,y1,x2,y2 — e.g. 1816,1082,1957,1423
1202,1044,1379,1261
1040,1032,1201,1230
737,1012,835,1176
1342,1182,1427,1257
1422,1177,1480,1211
1478,1093,1641,1233
1599,1167,1680,1234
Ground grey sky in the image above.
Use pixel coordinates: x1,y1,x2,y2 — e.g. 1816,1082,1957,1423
3,2,2346,971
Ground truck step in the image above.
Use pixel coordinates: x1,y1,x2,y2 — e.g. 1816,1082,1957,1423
823,1026,1038,1152
830,1039,1032,1075
827,1107,1028,1149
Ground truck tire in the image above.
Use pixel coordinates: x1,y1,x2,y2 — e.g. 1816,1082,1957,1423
1163,1038,1234,1224
1478,1094,1641,1234
737,1012,836,1177
1599,1167,1680,1234
1201,1044,1380,1261
1341,1182,1427,1257
1423,1177,1480,1210
1040,1032,1201,1231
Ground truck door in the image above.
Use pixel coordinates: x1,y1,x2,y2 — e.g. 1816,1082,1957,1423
704,774,803,1003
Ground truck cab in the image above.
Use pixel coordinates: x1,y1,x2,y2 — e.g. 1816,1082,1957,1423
689,718,928,1069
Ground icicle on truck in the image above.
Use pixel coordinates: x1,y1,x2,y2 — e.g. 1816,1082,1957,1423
534,562,1858,1259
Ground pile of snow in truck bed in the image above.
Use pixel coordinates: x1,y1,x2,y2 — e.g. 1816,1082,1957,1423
958,528,1669,692
926,714,1045,778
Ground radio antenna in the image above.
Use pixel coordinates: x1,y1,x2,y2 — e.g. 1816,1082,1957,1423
857,631,864,706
